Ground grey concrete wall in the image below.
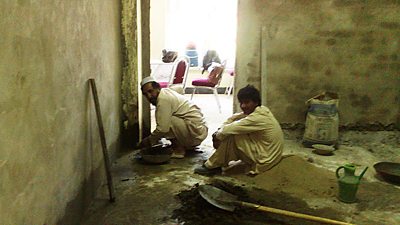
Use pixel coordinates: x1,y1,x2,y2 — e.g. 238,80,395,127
236,0,400,127
0,1,122,224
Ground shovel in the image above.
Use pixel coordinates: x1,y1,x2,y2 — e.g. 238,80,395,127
198,185,354,225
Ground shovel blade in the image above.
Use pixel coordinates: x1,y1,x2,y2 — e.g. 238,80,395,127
198,185,238,212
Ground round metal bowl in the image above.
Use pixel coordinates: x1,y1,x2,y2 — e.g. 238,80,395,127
374,162,400,184
140,144,172,164
312,144,335,156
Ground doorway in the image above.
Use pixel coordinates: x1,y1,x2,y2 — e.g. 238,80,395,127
149,0,238,133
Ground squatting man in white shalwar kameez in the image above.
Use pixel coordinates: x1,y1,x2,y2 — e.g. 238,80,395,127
138,76,208,158
194,85,284,175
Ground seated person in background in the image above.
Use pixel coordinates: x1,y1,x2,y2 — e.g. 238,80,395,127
138,76,208,158
194,85,284,175
201,50,221,74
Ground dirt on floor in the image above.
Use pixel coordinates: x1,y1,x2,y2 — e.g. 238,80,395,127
81,130,400,225
171,130,400,225
172,155,400,224
172,183,345,225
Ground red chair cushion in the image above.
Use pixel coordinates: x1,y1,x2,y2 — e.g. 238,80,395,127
173,61,187,84
159,81,169,88
192,78,216,87
207,66,224,85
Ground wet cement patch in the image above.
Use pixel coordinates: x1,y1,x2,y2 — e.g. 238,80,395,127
172,185,282,225
172,154,400,225
172,182,346,225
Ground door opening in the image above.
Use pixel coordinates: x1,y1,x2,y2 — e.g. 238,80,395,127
149,0,238,132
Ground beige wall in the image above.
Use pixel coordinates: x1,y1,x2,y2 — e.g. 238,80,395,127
236,0,400,127
0,1,122,224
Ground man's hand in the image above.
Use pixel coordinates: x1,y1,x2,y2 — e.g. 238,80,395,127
212,131,221,149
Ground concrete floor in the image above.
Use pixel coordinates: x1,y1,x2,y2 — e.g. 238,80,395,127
81,94,400,225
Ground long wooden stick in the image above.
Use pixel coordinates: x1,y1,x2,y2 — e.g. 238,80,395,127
89,78,116,202
240,201,353,225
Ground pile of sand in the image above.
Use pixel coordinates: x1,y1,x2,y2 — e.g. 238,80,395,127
231,155,338,198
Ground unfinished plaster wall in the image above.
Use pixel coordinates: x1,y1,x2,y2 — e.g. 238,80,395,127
0,1,122,224
120,0,151,147
236,0,400,127
120,0,140,147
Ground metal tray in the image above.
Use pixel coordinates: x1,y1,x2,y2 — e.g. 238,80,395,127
374,162,400,184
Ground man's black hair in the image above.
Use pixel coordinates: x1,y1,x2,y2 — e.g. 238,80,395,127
141,81,161,91
237,85,261,106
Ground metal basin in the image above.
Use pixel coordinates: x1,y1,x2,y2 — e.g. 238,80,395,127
374,162,400,184
140,143,172,164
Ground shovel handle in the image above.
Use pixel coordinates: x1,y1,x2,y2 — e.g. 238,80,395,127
240,201,354,225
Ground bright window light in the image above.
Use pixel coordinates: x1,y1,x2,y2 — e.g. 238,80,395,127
154,0,237,68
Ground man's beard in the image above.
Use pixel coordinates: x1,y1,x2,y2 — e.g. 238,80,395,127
150,97,157,106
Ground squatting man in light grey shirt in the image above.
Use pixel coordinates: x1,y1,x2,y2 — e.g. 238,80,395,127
138,76,208,158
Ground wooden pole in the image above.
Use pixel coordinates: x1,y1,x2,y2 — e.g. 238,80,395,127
89,78,116,202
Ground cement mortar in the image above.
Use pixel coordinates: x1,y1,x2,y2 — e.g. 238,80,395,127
173,182,346,225
172,154,400,225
